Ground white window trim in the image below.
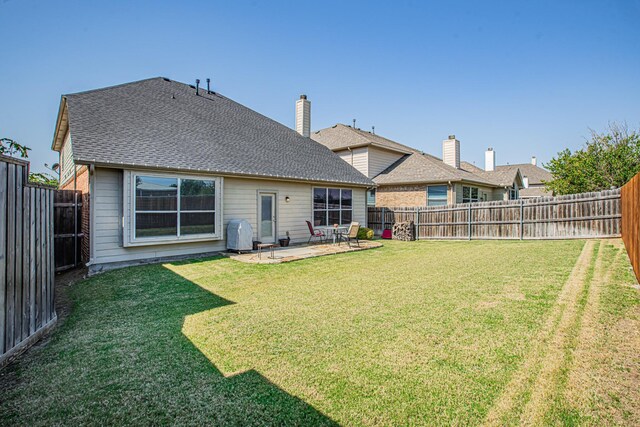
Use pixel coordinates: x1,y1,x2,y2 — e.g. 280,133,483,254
312,187,354,226
123,170,223,247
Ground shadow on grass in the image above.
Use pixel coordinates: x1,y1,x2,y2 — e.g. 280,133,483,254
0,258,337,425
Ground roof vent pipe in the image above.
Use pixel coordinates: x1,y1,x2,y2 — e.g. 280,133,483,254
353,119,356,129
195,79,200,95
206,78,211,94
372,125,375,135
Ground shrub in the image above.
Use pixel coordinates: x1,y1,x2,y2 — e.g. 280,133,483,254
357,227,374,240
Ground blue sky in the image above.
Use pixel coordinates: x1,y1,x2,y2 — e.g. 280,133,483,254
1,0,639,174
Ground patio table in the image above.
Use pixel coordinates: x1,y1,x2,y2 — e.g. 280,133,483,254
318,226,348,244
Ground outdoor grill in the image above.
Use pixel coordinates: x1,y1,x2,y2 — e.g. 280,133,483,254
226,219,254,253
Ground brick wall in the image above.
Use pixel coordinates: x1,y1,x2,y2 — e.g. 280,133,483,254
376,185,427,207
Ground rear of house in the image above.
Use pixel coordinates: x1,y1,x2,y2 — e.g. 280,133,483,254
53,78,373,273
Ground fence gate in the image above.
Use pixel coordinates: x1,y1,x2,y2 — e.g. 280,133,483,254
54,190,83,272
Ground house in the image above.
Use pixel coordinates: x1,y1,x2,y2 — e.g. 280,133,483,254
53,78,373,273
495,157,553,199
310,123,524,207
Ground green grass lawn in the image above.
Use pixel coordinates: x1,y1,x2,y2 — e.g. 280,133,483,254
1,239,638,426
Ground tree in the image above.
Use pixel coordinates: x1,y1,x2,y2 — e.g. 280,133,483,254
0,137,31,158
545,123,640,195
1,136,59,187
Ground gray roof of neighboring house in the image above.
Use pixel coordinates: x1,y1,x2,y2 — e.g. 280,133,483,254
311,124,414,154
460,161,523,187
374,153,499,186
497,163,552,185
56,77,373,187
519,186,552,198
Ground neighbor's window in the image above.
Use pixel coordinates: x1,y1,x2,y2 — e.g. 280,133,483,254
509,186,519,200
462,186,479,203
427,185,448,206
313,188,353,226
133,174,219,241
367,189,376,206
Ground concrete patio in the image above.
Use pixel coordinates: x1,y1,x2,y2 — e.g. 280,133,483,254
225,240,383,264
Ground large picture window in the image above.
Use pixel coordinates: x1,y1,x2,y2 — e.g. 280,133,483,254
313,188,353,226
131,173,220,243
427,185,448,206
462,186,479,203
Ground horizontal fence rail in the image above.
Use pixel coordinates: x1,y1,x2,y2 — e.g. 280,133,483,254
1,155,56,367
368,189,621,241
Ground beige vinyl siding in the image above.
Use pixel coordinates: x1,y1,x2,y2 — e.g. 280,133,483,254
59,132,75,186
335,148,369,177
367,147,404,178
91,167,366,267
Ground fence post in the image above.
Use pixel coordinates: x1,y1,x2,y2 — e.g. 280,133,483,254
415,207,420,240
519,198,524,240
468,204,472,240
381,207,386,233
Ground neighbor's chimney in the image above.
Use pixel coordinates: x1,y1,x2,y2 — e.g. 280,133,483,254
531,156,537,166
295,95,311,138
442,135,460,169
523,176,530,188
485,148,495,172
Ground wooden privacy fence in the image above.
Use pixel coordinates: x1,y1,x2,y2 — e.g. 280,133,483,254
0,155,56,367
621,174,640,283
368,189,621,240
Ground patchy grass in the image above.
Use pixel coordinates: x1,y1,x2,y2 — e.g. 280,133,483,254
0,239,638,426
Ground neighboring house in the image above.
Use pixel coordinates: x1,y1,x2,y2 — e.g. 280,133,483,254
497,158,553,199
310,123,524,207
53,78,373,273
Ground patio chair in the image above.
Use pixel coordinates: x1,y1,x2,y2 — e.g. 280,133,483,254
338,222,360,247
306,220,326,244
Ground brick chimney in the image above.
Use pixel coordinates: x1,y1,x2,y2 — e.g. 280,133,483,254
295,95,311,138
442,135,460,169
485,148,495,171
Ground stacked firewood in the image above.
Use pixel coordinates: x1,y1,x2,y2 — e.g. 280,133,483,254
392,221,415,241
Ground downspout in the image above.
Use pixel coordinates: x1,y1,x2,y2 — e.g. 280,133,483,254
87,164,96,267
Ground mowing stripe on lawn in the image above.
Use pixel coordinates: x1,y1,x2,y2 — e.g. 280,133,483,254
557,240,626,422
483,240,597,426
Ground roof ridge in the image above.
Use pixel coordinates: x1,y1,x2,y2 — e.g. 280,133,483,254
64,76,169,97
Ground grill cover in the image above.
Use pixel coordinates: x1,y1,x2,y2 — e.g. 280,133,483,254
226,219,254,251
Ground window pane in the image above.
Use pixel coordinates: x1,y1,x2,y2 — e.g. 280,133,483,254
471,188,478,199
328,189,340,210
428,186,448,206
314,210,326,227
462,186,470,199
367,189,376,206
341,210,352,224
180,212,215,235
136,176,177,211
341,190,352,208
181,179,215,211
328,210,340,225
135,213,177,238
313,188,327,210
428,185,448,199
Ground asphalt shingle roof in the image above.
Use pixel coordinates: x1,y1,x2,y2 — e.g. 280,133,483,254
61,77,373,187
497,163,552,185
311,124,414,154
